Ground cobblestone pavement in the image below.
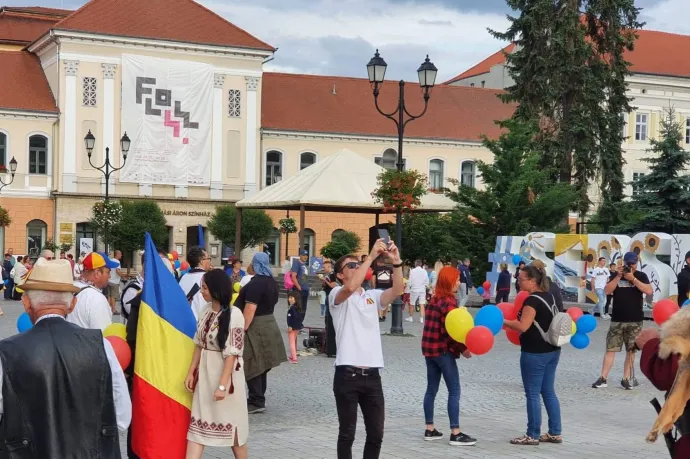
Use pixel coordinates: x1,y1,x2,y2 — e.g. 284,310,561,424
0,298,668,458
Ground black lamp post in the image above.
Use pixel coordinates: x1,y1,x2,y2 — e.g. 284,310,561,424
367,49,438,334
84,130,131,252
0,157,18,194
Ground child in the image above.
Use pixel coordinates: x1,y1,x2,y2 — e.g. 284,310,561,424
319,289,327,318
482,285,491,306
286,291,303,363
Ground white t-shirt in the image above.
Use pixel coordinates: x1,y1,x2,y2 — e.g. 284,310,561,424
68,281,113,331
109,259,121,285
239,274,254,288
178,270,206,321
408,266,429,293
328,286,384,368
588,266,610,290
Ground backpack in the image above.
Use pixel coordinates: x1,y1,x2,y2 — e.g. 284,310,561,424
284,271,295,290
530,294,573,347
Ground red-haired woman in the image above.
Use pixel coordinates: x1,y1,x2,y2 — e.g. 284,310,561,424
421,266,477,447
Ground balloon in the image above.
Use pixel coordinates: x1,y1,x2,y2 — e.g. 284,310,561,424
233,282,241,293
684,299,690,308
570,332,590,350
167,253,173,260
446,308,474,343
476,287,485,295
653,299,680,326
475,305,504,335
174,259,181,270
513,290,529,316
497,302,516,321
103,323,127,340
106,336,131,370
512,254,521,265
576,315,597,334
567,307,584,322
17,312,32,333
482,280,491,291
365,268,373,281
571,321,577,336
171,250,179,260
180,261,190,271
231,292,239,305
465,326,495,355
15,286,23,294
506,328,521,345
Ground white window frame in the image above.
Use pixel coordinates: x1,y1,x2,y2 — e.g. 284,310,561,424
228,89,241,118
298,151,318,170
263,149,283,187
26,132,51,176
632,171,646,196
428,158,445,190
460,160,476,188
374,148,404,170
82,76,97,107
0,129,8,168
622,112,629,139
635,112,648,142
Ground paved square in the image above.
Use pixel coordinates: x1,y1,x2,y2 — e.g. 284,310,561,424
0,298,668,458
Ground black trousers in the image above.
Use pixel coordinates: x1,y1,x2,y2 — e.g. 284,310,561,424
605,294,613,315
247,369,269,408
495,290,509,304
333,367,385,459
325,292,337,357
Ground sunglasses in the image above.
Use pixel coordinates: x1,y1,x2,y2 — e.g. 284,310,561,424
344,262,361,270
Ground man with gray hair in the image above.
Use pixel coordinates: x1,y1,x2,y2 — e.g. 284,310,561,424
40,249,54,261
0,258,130,458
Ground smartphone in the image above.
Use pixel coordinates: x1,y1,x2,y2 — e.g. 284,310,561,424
186,283,200,302
377,228,391,246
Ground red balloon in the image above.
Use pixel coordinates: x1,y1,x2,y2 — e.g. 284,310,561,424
498,302,516,320
106,335,132,370
506,328,521,345
365,268,373,281
482,280,491,291
465,326,495,355
180,261,190,271
653,299,680,326
171,250,179,261
567,307,584,322
513,291,529,317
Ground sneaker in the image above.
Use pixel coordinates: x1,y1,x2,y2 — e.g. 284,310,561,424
621,378,633,390
510,435,538,446
449,432,477,446
405,317,414,322
632,376,640,387
424,429,443,441
592,377,608,389
247,404,265,414
419,317,424,324
379,316,386,322
601,313,611,320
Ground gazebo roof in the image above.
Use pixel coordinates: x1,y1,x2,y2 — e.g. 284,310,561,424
235,148,456,213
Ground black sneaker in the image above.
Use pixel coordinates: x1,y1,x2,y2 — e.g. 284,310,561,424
247,404,265,414
424,429,443,441
449,432,477,446
592,377,607,388
621,378,633,390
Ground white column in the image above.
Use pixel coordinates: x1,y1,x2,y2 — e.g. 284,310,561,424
102,64,117,196
62,60,79,192
210,74,225,200
244,76,259,197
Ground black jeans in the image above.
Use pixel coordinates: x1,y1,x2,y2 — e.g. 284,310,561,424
495,290,509,304
247,369,269,408
333,366,385,459
605,295,613,315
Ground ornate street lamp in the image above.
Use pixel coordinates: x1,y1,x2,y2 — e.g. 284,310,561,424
366,50,438,335
0,157,18,194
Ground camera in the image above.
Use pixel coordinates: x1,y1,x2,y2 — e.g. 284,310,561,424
623,264,633,274
303,328,324,351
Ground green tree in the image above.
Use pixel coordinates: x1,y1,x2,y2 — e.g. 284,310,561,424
400,213,459,265
320,230,362,261
490,0,642,218
208,205,274,251
332,231,361,253
109,200,168,257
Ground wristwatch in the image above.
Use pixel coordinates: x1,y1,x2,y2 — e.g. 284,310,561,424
217,385,226,392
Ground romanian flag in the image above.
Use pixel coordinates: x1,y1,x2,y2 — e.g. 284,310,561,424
132,233,197,458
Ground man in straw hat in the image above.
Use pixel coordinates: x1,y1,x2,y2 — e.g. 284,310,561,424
0,258,131,458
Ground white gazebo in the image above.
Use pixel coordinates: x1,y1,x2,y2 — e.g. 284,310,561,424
234,148,456,250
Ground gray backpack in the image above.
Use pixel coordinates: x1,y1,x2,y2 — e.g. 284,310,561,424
530,294,573,347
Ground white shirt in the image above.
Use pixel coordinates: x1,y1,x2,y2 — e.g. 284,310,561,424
0,314,131,431
239,274,254,288
329,286,384,368
121,275,143,316
588,266,610,290
68,281,113,331
73,263,82,279
178,270,206,321
109,259,122,285
281,260,291,274
408,266,429,293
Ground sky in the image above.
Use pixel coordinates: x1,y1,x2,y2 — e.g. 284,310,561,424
5,0,689,82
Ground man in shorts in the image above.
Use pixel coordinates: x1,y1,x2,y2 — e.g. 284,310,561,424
592,252,652,390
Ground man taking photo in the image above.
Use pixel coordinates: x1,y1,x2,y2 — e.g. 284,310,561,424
592,252,653,390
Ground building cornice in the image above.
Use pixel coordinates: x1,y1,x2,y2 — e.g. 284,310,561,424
52,191,240,205
0,109,59,120
0,188,51,199
261,129,486,149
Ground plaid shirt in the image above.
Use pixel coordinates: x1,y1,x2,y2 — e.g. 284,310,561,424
421,295,465,358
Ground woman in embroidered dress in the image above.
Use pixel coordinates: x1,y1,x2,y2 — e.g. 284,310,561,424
185,269,248,459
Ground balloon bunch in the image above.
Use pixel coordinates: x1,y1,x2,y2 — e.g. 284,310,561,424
231,282,241,305
565,307,596,349
103,323,132,370
476,280,491,296
653,299,680,326
179,260,191,276
499,290,528,345
446,302,506,355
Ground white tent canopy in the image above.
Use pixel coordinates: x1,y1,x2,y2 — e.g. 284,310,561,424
236,148,456,212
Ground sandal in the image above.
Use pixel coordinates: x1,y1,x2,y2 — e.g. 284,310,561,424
539,433,563,443
510,435,539,446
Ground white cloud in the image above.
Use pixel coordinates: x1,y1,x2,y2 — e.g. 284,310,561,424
641,0,690,35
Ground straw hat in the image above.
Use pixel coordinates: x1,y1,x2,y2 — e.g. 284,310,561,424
19,258,80,293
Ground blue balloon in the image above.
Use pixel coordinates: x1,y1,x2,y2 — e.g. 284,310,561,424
512,254,521,265
16,312,33,333
571,332,590,349
576,314,597,334
475,305,503,335
683,299,690,308
3,279,7,286
476,286,484,295
174,259,181,270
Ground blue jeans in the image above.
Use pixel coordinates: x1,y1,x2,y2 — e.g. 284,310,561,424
520,351,562,438
321,303,327,316
423,353,460,429
594,288,606,315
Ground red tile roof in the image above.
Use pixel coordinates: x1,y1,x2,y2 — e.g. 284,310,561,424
446,29,690,84
53,0,274,51
0,6,68,45
0,51,57,113
262,73,515,142
2,6,72,17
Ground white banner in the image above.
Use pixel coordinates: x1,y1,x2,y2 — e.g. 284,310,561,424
120,54,213,186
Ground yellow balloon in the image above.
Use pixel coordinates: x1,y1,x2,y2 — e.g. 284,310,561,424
103,323,127,340
446,308,474,343
15,286,24,294
233,282,241,293
231,292,239,305
571,321,577,336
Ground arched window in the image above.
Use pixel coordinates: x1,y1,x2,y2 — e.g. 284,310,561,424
26,219,47,258
302,228,315,259
300,152,317,170
375,148,397,170
29,135,48,175
429,159,445,190
265,150,282,186
461,161,476,188
0,132,6,167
